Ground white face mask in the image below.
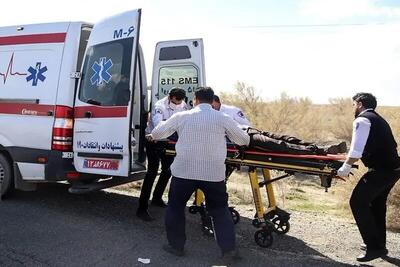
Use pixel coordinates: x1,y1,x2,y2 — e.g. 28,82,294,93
169,102,180,110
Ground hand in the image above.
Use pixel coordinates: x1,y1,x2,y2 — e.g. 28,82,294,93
146,134,156,142
337,163,352,177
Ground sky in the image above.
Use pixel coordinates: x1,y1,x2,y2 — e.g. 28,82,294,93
1,0,400,106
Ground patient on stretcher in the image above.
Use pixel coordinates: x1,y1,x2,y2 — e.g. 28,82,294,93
247,128,347,155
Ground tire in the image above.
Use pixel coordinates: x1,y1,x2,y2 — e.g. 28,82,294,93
0,154,14,200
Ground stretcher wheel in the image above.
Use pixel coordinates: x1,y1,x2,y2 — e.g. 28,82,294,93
202,224,214,237
201,216,214,237
254,229,273,248
229,207,240,224
272,217,290,235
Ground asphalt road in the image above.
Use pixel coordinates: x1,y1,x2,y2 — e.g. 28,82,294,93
0,184,396,267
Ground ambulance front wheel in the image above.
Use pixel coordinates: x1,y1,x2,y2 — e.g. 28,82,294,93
254,229,273,248
0,153,14,200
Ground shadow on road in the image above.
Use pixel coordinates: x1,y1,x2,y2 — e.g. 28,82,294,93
0,184,352,266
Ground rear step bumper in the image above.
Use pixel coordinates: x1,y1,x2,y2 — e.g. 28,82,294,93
68,171,146,194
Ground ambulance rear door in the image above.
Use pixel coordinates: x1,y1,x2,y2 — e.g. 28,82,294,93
73,9,142,177
151,39,206,108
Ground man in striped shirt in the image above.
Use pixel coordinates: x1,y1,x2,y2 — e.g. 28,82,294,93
148,87,250,259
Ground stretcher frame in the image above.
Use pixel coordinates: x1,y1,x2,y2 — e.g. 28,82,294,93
164,142,347,248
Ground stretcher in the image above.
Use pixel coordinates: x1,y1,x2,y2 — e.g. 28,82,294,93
164,141,350,248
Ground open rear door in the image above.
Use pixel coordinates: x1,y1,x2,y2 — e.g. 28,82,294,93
73,10,142,177
151,39,206,108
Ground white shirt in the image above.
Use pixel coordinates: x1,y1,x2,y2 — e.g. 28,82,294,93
151,103,250,182
146,96,187,133
220,104,251,128
348,109,373,159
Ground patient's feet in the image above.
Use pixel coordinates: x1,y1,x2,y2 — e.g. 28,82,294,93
319,141,347,154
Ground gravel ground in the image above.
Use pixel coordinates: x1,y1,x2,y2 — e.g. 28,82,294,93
0,184,399,267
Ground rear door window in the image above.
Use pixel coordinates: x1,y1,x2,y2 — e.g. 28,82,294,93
78,38,133,106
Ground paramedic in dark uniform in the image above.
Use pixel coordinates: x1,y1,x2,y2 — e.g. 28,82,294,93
148,87,249,260
212,95,251,128
337,92,400,262
136,87,187,221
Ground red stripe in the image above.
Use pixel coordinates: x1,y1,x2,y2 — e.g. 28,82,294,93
74,106,128,118
0,33,66,46
0,102,54,116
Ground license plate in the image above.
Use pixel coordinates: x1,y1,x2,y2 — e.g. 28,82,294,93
83,159,119,170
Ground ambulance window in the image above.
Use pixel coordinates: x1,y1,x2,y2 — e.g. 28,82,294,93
158,65,198,108
159,46,191,61
79,38,133,106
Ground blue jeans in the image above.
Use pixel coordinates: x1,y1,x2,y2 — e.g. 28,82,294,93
165,176,235,253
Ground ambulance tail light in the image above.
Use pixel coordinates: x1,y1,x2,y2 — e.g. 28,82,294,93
52,106,74,151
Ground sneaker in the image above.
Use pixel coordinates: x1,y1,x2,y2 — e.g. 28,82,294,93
162,244,184,257
151,199,168,208
136,209,154,222
356,248,388,262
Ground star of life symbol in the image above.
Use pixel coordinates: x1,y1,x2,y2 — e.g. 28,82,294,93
26,62,47,86
90,57,113,86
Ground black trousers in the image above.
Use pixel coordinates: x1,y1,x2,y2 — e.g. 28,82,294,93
165,177,235,253
248,129,319,155
138,140,174,210
350,168,400,249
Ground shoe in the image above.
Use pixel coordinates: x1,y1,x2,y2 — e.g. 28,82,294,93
356,248,388,262
219,249,242,264
325,141,347,154
136,209,154,222
162,244,184,257
151,199,168,208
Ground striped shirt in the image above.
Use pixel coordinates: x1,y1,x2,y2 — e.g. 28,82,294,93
150,103,250,182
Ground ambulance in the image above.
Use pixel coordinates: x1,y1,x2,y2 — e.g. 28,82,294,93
0,9,206,198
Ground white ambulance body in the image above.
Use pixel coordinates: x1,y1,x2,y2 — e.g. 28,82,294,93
0,9,206,197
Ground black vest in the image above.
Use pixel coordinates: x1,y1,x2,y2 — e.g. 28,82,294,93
358,110,400,170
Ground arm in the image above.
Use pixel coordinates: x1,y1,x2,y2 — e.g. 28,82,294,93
337,117,371,177
233,109,251,128
150,113,181,140
151,105,165,128
223,114,250,146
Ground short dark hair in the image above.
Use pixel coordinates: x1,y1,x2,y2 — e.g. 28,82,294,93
213,94,221,103
169,87,186,101
195,87,214,104
352,92,377,109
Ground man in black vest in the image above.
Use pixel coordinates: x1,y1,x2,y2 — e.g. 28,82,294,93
337,92,400,262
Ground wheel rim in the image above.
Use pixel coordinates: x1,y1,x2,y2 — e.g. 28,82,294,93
272,218,290,234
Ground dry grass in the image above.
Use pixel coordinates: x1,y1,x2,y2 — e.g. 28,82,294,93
222,86,400,230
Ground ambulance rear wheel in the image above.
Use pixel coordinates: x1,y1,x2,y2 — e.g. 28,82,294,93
254,229,273,248
0,154,14,200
